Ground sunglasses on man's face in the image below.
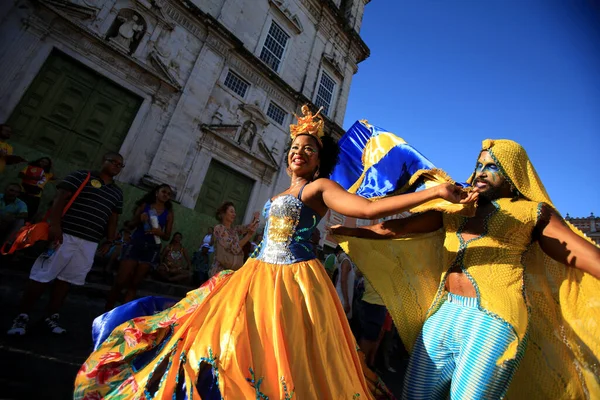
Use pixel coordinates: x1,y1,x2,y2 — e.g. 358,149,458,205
105,159,125,168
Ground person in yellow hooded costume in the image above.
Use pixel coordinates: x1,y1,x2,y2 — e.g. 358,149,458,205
333,139,600,399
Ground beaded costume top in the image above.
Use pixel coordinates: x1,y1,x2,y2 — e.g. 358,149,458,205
337,139,600,399
252,189,321,264
433,198,542,361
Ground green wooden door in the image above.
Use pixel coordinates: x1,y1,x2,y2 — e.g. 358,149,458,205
196,160,255,225
7,51,142,168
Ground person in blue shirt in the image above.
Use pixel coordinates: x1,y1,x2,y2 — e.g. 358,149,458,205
0,182,28,243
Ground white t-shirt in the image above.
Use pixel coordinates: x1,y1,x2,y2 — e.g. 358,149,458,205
335,252,355,318
201,234,214,253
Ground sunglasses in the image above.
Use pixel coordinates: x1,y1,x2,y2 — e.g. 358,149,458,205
105,159,125,168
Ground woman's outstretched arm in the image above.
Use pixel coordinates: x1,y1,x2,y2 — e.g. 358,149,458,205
318,179,476,220
330,210,443,239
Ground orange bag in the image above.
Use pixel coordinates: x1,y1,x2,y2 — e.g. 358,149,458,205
1,172,91,255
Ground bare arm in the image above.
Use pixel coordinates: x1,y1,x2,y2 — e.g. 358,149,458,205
320,179,476,220
47,188,73,243
160,245,170,262
331,210,443,239
537,207,600,278
162,212,174,241
183,248,191,269
238,220,259,248
105,211,119,242
127,204,146,230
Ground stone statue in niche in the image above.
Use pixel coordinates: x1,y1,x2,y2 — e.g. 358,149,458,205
107,9,146,54
238,121,257,149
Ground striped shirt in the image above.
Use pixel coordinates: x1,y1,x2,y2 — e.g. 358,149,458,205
57,170,123,243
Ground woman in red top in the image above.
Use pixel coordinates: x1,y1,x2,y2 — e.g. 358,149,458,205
18,157,56,220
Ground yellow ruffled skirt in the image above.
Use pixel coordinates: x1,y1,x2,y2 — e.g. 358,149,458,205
74,258,394,399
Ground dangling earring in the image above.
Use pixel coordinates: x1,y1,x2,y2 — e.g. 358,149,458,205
286,166,292,177
313,167,320,180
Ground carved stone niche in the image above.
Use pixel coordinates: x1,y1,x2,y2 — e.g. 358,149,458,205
106,9,147,54
237,120,257,150
235,103,270,152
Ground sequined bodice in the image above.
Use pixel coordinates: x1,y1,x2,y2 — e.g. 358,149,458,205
252,195,321,264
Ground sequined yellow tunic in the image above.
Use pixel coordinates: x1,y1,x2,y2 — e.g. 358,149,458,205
338,139,600,399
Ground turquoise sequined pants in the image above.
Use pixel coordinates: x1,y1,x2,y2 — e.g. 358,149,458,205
402,293,523,400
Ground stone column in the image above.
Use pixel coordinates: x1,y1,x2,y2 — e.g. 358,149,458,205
145,31,231,193
334,61,356,126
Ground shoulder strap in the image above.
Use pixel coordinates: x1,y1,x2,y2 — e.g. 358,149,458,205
62,172,91,216
297,183,309,201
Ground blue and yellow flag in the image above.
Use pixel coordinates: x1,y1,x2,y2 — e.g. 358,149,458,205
331,120,470,214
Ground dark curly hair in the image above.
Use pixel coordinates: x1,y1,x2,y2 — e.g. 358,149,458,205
134,184,173,213
286,134,340,180
215,201,235,222
28,157,53,173
170,232,183,244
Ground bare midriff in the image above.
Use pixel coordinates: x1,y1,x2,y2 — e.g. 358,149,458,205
444,203,496,298
445,269,477,297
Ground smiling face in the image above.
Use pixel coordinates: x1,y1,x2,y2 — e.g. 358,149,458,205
223,205,236,224
288,135,320,179
156,186,172,203
473,150,511,200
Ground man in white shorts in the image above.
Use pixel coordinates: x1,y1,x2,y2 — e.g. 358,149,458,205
7,152,124,335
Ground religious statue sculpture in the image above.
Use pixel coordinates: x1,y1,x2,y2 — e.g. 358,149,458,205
238,121,257,148
109,12,144,53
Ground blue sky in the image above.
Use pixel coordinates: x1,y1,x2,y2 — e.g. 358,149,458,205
343,0,600,217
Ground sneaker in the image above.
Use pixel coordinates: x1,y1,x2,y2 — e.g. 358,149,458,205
44,313,66,334
7,313,29,335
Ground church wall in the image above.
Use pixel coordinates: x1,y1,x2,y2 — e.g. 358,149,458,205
0,0,372,229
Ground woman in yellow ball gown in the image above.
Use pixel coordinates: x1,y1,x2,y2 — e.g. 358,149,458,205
74,106,476,400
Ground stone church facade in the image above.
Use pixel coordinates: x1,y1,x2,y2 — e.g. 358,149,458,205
0,0,372,225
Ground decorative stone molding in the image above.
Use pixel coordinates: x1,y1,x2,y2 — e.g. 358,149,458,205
206,31,234,57
139,173,178,194
228,56,294,111
322,54,344,78
135,0,175,30
269,0,303,34
148,49,182,89
238,103,270,127
257,139,279,167
28,7,179,95
199,124,278,184
298,0,320,22
39,0,97,19
161,1,206,40
22,14,52,38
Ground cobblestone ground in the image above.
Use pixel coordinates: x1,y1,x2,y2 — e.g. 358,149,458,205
0,268,407,399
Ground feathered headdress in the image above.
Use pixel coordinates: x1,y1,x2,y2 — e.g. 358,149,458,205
289,105,325,146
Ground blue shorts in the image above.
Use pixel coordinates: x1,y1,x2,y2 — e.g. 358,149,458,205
360,300,387,341
120,241,161,268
